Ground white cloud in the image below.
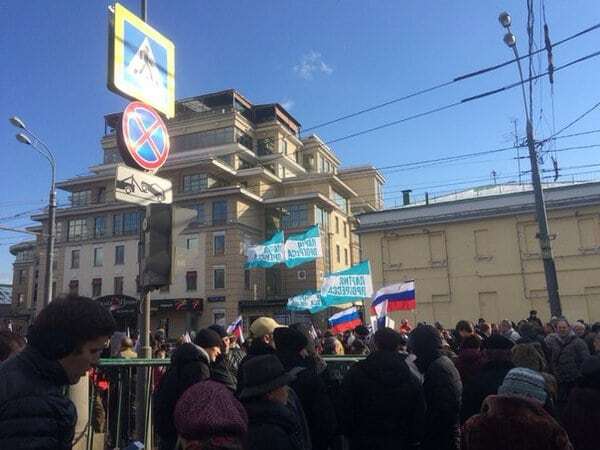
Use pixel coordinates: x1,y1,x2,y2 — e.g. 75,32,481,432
281,99,295,111
294,51,334,80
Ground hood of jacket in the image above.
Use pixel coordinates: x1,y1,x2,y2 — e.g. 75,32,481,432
480,394,547,418
360,350,412,387
19,345,71,386
171,343,210,367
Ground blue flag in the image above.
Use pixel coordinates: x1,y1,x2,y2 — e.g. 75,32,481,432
287,290,327,314
321,261,373,306
245,231,285,268
284,225,323,268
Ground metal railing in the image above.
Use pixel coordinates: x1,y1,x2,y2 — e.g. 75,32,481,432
85,356,361,450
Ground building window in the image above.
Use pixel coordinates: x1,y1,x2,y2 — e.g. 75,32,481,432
336,245,341,263
282,204,308,229
214,267,225,289
343,222,347,237
194,204,206,224
71,249,80,269
344,248,349,265
113,214,123,235
186,271,197,292
332,190,348,213
320,156,325,173
113,211,142,236
213,309,226,326
114,277,124,295
71,190,91,207
212,200,228,225
213,232,225,256
186,237,198,250
68,218,88,241
257,137,274,155
69,280,79,296
282,139,288,155
115,245,125,265
94,216,107,238
183,174,208,193
244,269,250,290
17,293,24,305
335,216,340,234
96,187,106,204
92,278,102,297
93,247,103,267
315,206,328,229
16,269,25,284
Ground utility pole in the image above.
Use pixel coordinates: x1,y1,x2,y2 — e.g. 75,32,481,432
499,12,562,318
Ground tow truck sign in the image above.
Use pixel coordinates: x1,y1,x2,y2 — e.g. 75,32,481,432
115,164,172,206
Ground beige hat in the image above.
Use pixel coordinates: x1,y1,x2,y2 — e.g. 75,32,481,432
249,317,285,339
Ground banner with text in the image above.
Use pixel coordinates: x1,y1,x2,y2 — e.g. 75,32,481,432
245,231,285,268
284,225,323,268
321,261,373,306
286,290,327,314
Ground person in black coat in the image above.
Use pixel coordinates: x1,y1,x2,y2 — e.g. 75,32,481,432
208,325,238,391
275,327,337,450
241,354,310,450
153,339,212,450
340,327,426,450
409,324,462,450
460,334,515,423
0,295,116,450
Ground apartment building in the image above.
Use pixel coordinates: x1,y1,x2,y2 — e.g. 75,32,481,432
17,90,384,337
357,182,600,326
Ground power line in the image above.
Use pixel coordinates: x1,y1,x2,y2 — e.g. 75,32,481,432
541,99,600,143
302,21,600,133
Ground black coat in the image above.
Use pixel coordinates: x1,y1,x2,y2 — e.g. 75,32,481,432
0,346,77,450
277,351,337,450
244,398,309,450
340,350,426,450
153,343,210,441
421,355,462,450
237,340,276,395
461,358,514,423
211,353,237,391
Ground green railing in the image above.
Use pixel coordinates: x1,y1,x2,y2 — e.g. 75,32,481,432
86,356,362,450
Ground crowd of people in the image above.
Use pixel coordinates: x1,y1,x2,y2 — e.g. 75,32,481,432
1,296,600,450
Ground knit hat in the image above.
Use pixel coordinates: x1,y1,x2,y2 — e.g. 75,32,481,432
174,380,248,441
194,328,223,349
239,354,294,399
483,334,514,350
374,327,405,352
249,317,285,339
498,367,547,405
273,327,308,354
208,325,228,339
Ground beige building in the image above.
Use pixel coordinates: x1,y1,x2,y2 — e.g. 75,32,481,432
357,182,600,326
13,90,383,337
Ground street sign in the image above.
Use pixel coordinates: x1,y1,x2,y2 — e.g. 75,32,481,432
115,164,172,206
108,2,175,118
118,101,170,172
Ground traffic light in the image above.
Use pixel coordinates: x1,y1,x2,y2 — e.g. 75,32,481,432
143,204,172,289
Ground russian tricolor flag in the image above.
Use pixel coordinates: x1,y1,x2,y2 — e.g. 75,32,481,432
328,307,362,334
370,281,416,316
227,315,245,344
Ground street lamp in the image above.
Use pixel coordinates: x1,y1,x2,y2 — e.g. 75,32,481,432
10,116,57,307
498,12,562,317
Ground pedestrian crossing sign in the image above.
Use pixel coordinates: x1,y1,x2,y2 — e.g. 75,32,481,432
108,2,175,118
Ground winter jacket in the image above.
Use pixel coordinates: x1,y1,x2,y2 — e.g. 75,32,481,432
562,386,600,450
277,350,337,450
244,398,309,450
545,333,590,385
237,340,276,395
0,346,77,450
462,395,573,450
454,348,484,384
226,346,246,378
421,355,462,450
501,328,521,342
211,353,237,391
153,343,211,443
461,358,514,423
340,350,426,450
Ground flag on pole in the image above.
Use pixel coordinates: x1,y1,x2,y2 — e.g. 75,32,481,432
328,307,362,334
227,315,245,344
370,281,416,315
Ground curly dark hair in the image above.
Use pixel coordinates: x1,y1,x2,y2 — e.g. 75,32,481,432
27,294,116,360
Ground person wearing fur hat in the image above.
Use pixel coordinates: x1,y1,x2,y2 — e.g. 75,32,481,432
175,380,248,450
461,334,515,423
240,354,310,450
274,326,337,450
562,356,600,450
462,367,573,450
340,327,426,450
409,325,462,450
154,328,222,450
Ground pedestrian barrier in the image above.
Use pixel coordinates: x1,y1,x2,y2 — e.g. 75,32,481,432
86,355,362,450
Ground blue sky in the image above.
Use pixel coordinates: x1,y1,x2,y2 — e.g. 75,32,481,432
1,1,600,282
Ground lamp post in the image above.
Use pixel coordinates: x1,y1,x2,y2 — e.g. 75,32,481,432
10,116,57,307
498,12,562,317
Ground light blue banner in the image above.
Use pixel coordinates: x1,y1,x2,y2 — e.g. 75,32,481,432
287,290,327,314
284,225,322,268
245,231,285,268
321,261,373,306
